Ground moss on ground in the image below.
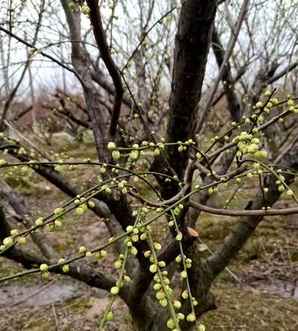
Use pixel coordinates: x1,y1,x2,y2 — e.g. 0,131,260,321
202,284,298,331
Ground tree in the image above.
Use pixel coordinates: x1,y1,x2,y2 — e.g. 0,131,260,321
0,0,297,330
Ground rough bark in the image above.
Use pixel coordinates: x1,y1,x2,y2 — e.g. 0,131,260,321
166,0,217,179
151,0,218,199
86,0,123,136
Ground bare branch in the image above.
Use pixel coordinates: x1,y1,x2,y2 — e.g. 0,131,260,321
86,0,124,136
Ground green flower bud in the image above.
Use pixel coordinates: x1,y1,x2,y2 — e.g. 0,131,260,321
129,150,139,160
176,232,183,241
159,298,168,307
186,313,196,322
166,318,175,329
40,263,49,272
112,150,121,160
79,246,87,254
17,237,27,245
3,237,13,247
106,311,113,321
110,286,119,295
149,264,157,273
62,264,70,273
35,217,44,226
174,300,182,309
254,150,268,160
107,142,116,150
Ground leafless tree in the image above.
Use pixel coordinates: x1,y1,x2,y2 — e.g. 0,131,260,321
0,1,297,330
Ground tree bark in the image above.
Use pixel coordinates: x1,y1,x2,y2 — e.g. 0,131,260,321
166,0,217,179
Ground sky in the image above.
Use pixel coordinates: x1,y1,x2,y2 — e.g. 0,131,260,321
0,0,297,102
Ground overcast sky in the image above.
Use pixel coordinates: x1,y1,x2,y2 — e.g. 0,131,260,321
0,0,297,102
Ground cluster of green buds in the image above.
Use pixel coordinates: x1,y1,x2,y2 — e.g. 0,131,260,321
108,142,121,161
0,236,14,251
287,98,298,113
74,197,89,215
58,258,70,273
177,139,195,152
117,179,128,194
140,140,165,157
234,131,268,160
275,175,294,196
49,207,65,229
94,249,107,260
0,229,27,252
124,224,147,256
173,204,184,217
166,292,198,329
77,245,94,259
152,265,173,308
107,140,167,161
11,229,27,245
113,254,131,278
144,228,197,330
129,144,140,161
39,263,49,279
80,3,90,16
110,246,132,298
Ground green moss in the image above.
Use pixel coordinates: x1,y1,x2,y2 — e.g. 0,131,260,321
22,317,53,331
201,285,298,331
64,296,91,313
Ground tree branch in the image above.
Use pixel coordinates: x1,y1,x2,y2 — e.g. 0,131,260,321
0,215,121,299
211,27,242,121
196,0,250,134
0,180,56,260
166,0,217,179
86,0,123,136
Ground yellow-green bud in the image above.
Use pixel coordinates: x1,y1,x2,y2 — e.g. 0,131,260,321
106,311,113,321
149,264,157,273
254,150,268,160
107,142,116,150
110,286,119,295
35,217,44,226
186,313,196,322
112,150,121,161
3,237,13,247
40,263,49,272
62,264,70,273
79,246,87,254
166,318,175,329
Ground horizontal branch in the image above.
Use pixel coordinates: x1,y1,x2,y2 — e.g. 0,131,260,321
3,246,121,296
190,201,298,217
268,60,298,85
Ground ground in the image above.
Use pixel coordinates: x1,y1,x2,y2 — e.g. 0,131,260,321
0,140,297,330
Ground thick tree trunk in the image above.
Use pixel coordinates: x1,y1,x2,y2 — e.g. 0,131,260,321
166,0,217,179
151,0,218,199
